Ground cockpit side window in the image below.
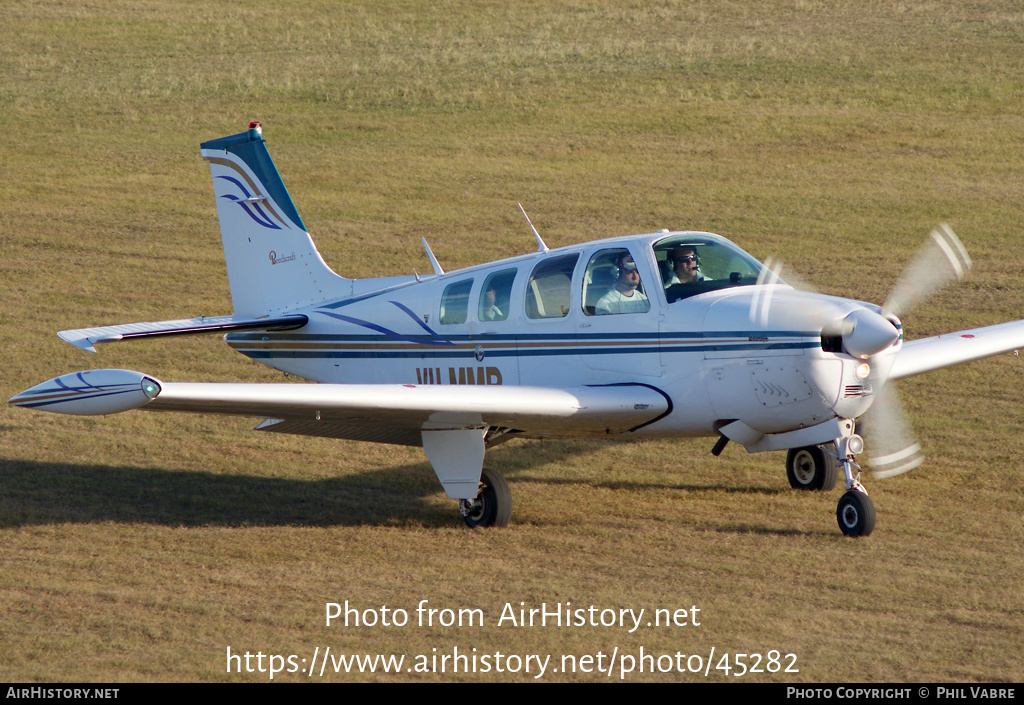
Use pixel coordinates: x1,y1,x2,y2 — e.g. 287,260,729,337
525,254,579,319
439,279,473,324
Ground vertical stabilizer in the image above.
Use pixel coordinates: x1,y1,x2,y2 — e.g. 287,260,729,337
200,122,349,317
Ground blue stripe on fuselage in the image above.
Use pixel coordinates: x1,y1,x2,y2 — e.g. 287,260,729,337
225,331,818,360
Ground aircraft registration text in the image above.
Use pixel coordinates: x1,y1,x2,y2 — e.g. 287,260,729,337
415,366,504,385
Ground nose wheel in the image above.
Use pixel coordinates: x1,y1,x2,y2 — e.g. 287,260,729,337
837,490,875,536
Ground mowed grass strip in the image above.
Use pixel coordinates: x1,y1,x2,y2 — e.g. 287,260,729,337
1,0,1022,682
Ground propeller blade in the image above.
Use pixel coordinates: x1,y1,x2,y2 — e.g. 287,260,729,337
856,225,973,481
883,223,972,317
861,381,924,479
749,257,786,326
858,225,973,479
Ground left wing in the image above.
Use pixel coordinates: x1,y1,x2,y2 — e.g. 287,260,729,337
9,369,671,445
890,319,1024,380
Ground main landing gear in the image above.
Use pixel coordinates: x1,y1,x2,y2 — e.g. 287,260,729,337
787,433,875,537
785,446,839,491
459,467,512,528
421,427,511,528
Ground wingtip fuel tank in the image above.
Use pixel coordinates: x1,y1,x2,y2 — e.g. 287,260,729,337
9,369,162,416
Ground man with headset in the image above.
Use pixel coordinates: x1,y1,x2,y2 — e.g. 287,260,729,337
665,245,704,286
594,254,650,315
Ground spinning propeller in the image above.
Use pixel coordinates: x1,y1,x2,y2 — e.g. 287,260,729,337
862,224,972,478
753,224,972,478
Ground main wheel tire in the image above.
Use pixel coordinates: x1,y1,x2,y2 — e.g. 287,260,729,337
460,467,512,528
836,490,876,537
786,446,839,491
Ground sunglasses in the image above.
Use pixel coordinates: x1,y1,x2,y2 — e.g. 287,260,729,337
674,254,699,264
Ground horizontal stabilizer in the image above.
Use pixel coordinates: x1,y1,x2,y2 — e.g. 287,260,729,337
59,314,308,353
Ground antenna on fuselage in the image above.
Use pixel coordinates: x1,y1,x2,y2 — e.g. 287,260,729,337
421,237,444,275
518,203,549,253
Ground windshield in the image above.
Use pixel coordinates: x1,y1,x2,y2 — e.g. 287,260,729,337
653,233,769,303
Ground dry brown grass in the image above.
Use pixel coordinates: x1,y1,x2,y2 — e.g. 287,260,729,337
1,0,1022,682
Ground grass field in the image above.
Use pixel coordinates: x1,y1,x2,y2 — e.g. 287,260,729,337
2,0,1022,682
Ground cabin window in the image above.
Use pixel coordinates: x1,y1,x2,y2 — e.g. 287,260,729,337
583,248,650,316
439,279,473,324
479,269,516,322
525,254,579,319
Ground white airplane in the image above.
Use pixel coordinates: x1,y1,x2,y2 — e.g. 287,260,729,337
11,122,1024,536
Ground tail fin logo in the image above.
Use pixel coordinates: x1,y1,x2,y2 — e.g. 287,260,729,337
216,175,283,230
269,251,296,265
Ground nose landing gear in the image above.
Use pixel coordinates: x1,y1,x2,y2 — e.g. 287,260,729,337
833,434,875,537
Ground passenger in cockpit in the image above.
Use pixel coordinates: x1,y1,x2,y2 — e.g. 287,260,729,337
595,255,649,315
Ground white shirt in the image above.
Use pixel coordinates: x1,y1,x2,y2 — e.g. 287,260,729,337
595,288,650,315
666,272,705,286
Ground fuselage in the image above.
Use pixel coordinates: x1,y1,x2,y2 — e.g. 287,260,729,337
225,231,899,441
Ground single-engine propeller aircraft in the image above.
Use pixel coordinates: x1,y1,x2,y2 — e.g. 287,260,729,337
11,122,1024,535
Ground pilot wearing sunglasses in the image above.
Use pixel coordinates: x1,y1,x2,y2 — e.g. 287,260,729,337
666,246,705,286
